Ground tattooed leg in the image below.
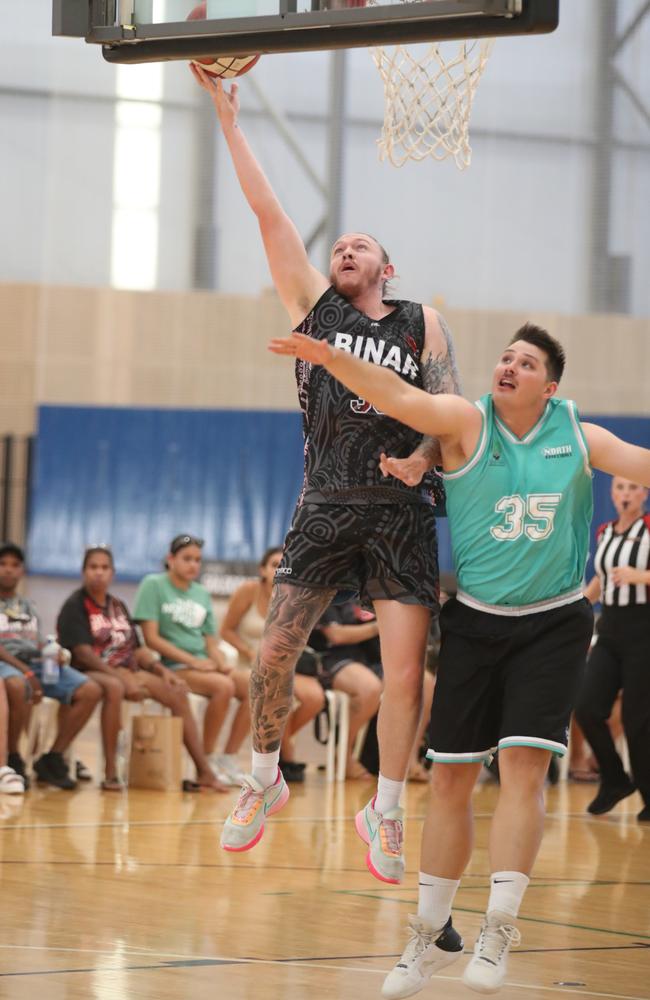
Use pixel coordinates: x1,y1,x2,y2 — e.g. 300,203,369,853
251,583,336,753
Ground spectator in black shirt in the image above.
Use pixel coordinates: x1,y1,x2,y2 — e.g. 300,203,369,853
57,545,226,791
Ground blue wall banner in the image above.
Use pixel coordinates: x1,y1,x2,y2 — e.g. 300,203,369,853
26,406,650,589
27,405,304,580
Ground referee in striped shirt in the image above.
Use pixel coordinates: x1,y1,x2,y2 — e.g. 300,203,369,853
577,476,650,821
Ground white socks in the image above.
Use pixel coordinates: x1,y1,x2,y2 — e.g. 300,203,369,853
417,873,461,931
374,773,405,814
251,750,279,789
487,871,530,918
416,870,529,932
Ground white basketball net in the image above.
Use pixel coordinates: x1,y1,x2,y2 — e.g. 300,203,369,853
372,19,494,169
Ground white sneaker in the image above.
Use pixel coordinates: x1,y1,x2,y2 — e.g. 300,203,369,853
462,910,521,993
382,915,464,999
212,753,246,786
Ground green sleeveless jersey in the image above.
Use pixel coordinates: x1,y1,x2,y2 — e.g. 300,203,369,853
443,394,593,614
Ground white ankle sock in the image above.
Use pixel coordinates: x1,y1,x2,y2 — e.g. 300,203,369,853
417,872,460,931
487,871,530,918
374,773,405,814
251,750,279,789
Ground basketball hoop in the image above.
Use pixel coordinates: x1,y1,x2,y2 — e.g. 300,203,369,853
370,4,494,169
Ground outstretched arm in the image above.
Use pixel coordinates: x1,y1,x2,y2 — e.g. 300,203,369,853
193,67,327,325
380,307,461,485
583,423,650,486
269,332,478,453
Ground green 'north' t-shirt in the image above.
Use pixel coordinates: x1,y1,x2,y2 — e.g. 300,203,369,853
133,572,216,665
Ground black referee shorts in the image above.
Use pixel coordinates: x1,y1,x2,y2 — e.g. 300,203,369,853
275,501,439,611
427,597,594,763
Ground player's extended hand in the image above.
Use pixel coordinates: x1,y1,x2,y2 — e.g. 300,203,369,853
379,451,429,486
268,332,334,366
190,64,240,126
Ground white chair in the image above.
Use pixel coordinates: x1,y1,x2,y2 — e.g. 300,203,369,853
23,696,60,767
292,688,350,782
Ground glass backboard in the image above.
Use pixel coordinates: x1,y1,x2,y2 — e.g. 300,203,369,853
53,1,560,63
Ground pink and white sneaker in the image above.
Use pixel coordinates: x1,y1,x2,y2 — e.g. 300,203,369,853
355,796,405,884
220,770,289,852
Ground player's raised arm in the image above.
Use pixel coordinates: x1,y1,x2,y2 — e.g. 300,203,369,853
269,332,478,449
381,307,462,484
583,423,650,487
193,67,327,325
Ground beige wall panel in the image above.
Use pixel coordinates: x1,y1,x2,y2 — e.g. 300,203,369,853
554,314,650,414
0,360,36,406
445,308,650,416
0,404,35,436
34,286,102,360
0,284,38,358
38,361,101,403
0,285,648,439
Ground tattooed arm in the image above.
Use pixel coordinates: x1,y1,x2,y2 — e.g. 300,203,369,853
380,308,462,486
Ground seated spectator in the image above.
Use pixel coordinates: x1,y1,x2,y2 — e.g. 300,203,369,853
0,674,24,794
57,544,225,792
0,541,101,790
220,546,325,782
134,535,250,786
311,598,383,780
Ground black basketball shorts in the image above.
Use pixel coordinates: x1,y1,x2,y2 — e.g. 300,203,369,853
426,597,594,762
275,501,439,611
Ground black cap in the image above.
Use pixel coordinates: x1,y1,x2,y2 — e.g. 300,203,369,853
0,542,25,563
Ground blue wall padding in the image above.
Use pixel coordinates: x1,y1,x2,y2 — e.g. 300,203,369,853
27,405,304,579
26,406,650,583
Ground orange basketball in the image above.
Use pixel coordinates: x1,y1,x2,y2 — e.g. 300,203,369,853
187,3,261,79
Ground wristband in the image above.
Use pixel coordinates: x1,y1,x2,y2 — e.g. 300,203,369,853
24,670,35,679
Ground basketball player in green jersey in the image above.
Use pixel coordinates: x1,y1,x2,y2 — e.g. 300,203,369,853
270,321,650,996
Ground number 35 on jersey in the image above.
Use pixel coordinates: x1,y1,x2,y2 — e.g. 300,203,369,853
491,493,562,542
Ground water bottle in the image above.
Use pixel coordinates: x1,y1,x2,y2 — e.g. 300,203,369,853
41,635,61,685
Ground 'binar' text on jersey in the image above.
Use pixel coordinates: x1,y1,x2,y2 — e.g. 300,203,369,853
333,331,420,379
294,286,435,506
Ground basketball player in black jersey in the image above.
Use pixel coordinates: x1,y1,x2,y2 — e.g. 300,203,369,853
193,68,460,880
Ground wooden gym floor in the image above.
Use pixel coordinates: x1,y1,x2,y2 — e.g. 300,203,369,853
1,755,649,1000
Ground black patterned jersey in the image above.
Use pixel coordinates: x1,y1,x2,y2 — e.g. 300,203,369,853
294,287,441,506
